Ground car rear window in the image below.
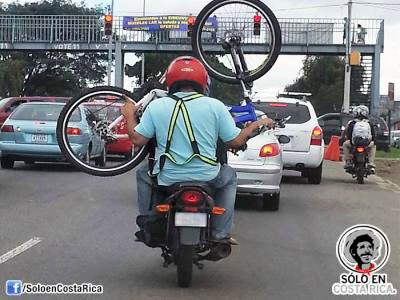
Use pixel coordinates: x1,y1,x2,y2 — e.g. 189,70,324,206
254,102,311,124
85,104,121,121
10,104,81,122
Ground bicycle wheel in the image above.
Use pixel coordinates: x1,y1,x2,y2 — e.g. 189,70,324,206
56,86,149,177
192,0,281,84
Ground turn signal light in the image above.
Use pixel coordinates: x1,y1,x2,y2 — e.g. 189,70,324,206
67,127,81,135
356,147,365,153
212,206,226,215
155,204,170,213
1,125,14,132
310,126,323,146
259,143,280,157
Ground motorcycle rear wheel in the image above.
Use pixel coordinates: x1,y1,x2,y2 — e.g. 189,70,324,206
176,245,194,288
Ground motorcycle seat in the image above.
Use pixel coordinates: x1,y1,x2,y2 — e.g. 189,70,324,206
165,182,213,195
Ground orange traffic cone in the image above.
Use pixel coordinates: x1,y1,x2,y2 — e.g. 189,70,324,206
324,136,341,161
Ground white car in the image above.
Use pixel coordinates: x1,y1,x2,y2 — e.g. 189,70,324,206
253,96,324,184
228,112,288,210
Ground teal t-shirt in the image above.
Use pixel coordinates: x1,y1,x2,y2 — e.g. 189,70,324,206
135,92,240,186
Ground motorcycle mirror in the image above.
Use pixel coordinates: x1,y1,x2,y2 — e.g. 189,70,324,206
278,135,291,144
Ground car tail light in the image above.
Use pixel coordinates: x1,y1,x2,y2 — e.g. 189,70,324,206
356,147,365,153
259,143,280,157
67,127,81,135
1,125,14,132
212,206,226,215
181,191,204,205
310,126,323,146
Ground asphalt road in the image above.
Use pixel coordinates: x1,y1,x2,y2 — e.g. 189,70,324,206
0,160,399,300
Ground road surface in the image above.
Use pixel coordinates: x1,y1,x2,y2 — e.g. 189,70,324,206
0,161,398,299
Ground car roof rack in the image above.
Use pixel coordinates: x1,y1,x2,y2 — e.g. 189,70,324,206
277,92,312,102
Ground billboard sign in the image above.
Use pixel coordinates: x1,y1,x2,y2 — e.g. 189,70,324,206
123,15,217,32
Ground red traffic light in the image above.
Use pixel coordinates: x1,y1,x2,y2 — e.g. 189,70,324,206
254,14,261,23
188,16,196,25
105,15,113,22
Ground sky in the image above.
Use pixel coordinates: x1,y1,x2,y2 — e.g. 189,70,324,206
2,0,400,100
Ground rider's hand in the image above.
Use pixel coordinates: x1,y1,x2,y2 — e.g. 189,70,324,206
121,95,138,120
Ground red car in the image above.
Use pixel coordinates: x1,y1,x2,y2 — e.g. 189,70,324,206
0,96,70,127
84,102,133,158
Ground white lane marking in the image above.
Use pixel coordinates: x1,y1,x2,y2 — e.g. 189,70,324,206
0,237,41,265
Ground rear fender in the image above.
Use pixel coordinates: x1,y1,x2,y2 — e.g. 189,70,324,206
179,227,201,245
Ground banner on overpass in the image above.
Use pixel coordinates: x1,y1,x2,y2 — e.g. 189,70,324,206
123,15,217,32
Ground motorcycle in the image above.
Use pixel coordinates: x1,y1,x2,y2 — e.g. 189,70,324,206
135,182,232,288
345,141,373,184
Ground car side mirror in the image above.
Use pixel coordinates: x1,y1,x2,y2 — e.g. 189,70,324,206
278,135,291,144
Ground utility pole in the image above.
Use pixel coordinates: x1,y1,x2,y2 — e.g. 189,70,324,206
343,0,352,113
141,0,146,85
107,0,114,86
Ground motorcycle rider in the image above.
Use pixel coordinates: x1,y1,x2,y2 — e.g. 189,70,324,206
342,105,376,172
121,56,274,243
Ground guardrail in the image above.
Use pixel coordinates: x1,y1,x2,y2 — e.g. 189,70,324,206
0,15,383,46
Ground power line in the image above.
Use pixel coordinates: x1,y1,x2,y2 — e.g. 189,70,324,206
353,1,400,5
276,4,347,11
361,3,400,11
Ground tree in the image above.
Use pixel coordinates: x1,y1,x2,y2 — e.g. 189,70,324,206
125,53,243,105
0,0,106,98
285,56,367,115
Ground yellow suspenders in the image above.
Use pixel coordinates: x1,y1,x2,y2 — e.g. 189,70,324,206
157,93,218,174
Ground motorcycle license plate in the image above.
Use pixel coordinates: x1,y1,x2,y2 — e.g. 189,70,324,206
175,212,207,227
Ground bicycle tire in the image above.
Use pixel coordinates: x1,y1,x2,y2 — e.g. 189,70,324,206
192,0,282,84
56,85,149,177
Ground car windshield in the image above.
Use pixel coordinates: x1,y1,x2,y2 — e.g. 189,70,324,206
10,104,81,122
254,102,311,124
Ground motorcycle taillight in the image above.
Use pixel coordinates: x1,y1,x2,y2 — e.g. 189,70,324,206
356,147,365,153
181,191,204,206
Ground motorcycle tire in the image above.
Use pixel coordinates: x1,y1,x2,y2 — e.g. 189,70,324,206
176,245,194,288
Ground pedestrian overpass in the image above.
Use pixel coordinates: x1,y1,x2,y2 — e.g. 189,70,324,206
0,15,384,114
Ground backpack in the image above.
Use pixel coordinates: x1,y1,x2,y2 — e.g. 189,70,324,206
352,119,372,145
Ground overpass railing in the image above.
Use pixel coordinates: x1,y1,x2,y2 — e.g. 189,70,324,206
0,15,383,46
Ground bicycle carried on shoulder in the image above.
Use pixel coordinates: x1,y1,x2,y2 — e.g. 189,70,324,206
56,0,282,177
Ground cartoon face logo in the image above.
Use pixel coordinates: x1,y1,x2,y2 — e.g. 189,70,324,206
336,225,390,274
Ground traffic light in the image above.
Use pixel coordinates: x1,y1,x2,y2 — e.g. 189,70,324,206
253,13,261,36
104,14,113,36
187,16,196,37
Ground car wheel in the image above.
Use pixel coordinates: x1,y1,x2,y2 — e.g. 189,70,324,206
307,162,323,184
262,192,280,211
95,147,106,167
1,157,14,169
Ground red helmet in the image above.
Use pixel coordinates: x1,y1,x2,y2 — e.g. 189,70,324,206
165,56,209,94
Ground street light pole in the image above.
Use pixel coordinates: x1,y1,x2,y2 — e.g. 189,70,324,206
107,0,114,86
141,0,146,85
343,0,352,113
